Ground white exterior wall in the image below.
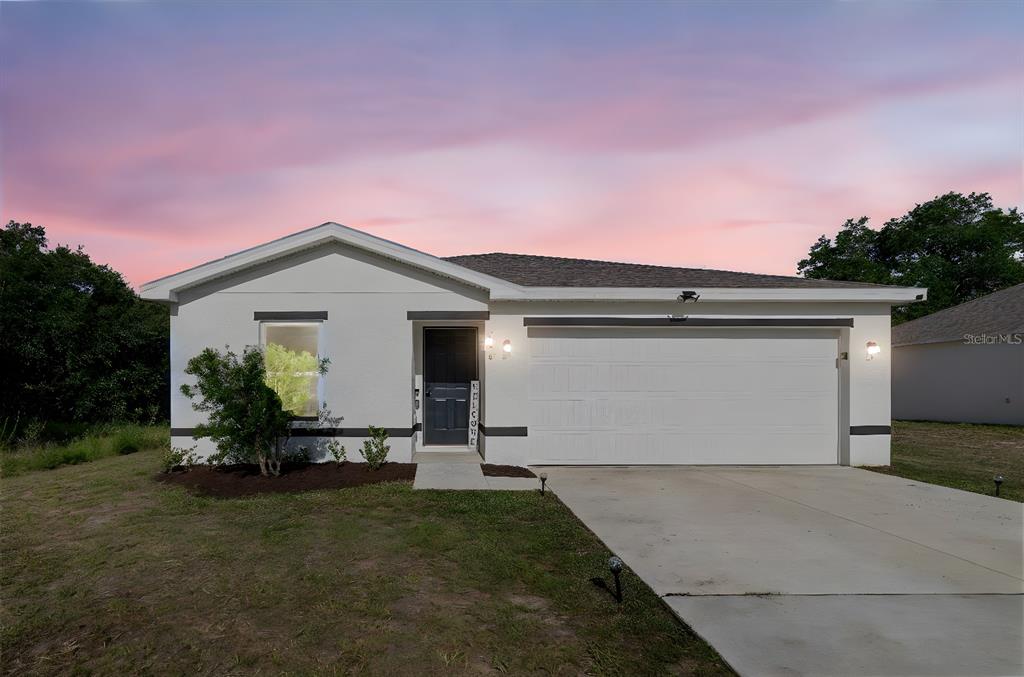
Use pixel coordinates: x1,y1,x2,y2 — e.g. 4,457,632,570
170,243,487,462
482,301,895,467
167,241,897,467
893,341,1024,425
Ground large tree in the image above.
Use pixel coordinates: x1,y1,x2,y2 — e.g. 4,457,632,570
0,221,169,424
799,192,1024,324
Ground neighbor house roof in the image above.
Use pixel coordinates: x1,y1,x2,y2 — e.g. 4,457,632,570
443,252,892,289
892,283,1024,347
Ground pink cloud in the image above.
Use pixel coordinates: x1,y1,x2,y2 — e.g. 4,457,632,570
2,2,1020,287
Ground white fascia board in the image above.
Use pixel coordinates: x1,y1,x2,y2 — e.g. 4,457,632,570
138,222,520,301
491,286,928,303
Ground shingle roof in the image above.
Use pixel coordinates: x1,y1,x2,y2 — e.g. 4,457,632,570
442,252,895,289
892,283,1024,346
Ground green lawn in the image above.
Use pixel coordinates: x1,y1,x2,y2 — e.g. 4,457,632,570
1,449,730,676
866,421,1024,502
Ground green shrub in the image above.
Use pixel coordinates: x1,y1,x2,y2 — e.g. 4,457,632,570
181,346,295,476
327,439,347,465
359,426,389,470
161,444,198,473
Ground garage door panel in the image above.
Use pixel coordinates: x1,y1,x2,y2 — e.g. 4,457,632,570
528,330,839,465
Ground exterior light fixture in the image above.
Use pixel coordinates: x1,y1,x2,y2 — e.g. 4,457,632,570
994,475,1004,497
866,341,880,359
608,556,624,602
539,472,547,495
484,334,495,359
502,339,512,358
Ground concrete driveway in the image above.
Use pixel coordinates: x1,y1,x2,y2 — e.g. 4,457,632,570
543,466,1023,676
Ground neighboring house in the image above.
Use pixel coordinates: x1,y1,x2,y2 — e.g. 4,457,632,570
892,283,1024,426
141,223,925,467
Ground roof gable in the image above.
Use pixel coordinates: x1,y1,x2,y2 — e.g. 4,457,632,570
140,222,518,302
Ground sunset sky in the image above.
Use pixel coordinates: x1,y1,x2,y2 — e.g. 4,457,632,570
2,1,1021,288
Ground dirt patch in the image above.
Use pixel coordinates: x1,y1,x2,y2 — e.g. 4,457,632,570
480,464,535,478
156,462,416,497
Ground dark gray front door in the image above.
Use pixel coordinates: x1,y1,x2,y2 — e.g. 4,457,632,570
424,327,477,445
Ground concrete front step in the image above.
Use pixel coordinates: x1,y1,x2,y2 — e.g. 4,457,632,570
413,463,537,491
413,450,483,464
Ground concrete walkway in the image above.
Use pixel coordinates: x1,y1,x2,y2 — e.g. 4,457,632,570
544,466,1023,676
413,463,537,491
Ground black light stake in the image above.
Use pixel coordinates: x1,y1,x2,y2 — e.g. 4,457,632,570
539,472,547,495
994,475,1004,497
608,556,624,603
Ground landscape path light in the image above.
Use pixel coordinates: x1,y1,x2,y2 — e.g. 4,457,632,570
994,475,1004,497
608,556,624,602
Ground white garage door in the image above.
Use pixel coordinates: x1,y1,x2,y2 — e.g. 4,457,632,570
528,328,839,464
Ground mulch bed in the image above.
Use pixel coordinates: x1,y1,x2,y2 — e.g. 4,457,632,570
157,462,416,498
480,464,536,478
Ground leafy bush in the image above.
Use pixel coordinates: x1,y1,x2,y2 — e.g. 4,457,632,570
360,426,390,470
181,346,294,477
161,444,199,472
327,439,347,465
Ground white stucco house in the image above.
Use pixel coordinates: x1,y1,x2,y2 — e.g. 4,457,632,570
141,223,926,467
892,283,1023,425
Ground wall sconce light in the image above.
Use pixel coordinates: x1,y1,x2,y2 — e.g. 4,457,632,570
866,341,880,359
484,333,494,359
502,338,512,359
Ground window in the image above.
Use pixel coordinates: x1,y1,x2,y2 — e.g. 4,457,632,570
260,322,322,417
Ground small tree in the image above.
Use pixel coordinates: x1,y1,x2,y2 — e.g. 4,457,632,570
360,425,390,470
180,346,292,476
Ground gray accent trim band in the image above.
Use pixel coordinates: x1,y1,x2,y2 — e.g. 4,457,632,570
254,311,328,321
524,317,854,327
479,425,528,437
407,311,490,320
850,425,892,435
171,426,415,438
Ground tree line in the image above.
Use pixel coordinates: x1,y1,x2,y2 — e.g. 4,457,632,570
0,222,169,427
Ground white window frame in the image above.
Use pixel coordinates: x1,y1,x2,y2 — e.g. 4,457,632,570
259,321,325,418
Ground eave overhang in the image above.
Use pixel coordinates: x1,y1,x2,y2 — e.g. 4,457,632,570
139,222,927,306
